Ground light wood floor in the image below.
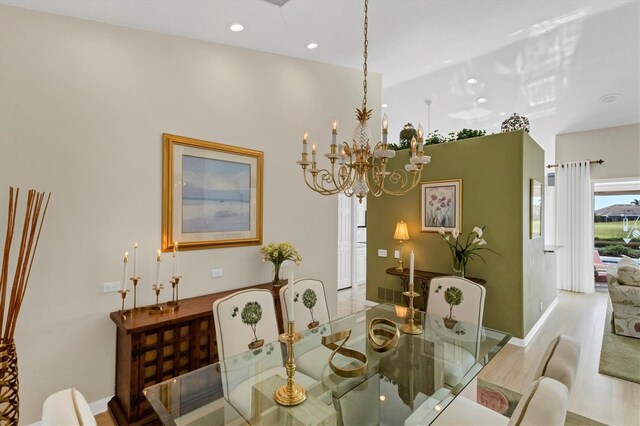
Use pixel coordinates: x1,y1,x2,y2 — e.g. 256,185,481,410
97,288,639,425
479,290,640,426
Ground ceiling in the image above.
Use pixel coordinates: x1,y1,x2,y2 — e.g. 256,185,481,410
1,0,638,154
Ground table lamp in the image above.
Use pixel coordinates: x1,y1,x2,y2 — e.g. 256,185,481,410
393,220,410,271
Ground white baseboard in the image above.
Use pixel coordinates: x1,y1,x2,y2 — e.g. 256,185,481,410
89,395,112,415
508,297,558,347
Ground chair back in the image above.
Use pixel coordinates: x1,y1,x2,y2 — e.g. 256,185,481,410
42,388,96,426
508,377,569,425
427,276,486,357
593,250,604,266
213,289,280,360
279,278,330,333
534,335,580,392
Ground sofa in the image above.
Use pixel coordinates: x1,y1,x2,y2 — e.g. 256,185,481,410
606,256,640,338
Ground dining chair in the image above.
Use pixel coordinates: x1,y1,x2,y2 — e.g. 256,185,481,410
212,289,317,417
432,376,570,425
534,335,581,392
279,278,331,333
426,276,486,388
41,388,97,426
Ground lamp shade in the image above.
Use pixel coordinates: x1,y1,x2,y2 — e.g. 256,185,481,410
393,221,409,241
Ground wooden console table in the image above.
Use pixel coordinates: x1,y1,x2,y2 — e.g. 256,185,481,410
385,268,486,311
108,281,285,426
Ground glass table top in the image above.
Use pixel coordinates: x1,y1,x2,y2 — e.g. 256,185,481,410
144,303,510,426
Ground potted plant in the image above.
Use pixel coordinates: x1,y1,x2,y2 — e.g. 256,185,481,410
233,301,264,349
438,226,496,277
260,242,302,286
295,289,320,329
443,286,464,329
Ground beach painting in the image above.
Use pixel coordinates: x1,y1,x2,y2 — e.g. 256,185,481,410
420,179,462,233
162,134,263,251
182,155,251,233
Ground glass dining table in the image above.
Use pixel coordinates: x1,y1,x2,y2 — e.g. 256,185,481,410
144,303,510,425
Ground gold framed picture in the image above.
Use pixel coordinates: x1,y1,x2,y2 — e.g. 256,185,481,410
530,179,543,239
162,134,263,251
420,179,462,233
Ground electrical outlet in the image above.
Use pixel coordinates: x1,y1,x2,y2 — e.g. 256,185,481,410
377,249,387,257
211,268,223,278
394,250,400,259
103,281,121,293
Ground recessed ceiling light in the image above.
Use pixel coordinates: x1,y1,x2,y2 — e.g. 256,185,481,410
379,395,386,401
382,103,388,108
476,97,488,103
599,93,621,104
442,59,453,64
229,24,244,32
466,77,478,85
307,42,318,49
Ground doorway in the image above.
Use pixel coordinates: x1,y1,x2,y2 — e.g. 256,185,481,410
337,194,366,290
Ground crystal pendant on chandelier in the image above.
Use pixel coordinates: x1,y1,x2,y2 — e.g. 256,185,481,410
295,0,431,202
353,121,372,150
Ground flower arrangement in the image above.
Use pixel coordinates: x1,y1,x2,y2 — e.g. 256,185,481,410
438,226,495,277
260,242,302,286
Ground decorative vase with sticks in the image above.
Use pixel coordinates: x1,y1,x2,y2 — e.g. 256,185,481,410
0,187,51,424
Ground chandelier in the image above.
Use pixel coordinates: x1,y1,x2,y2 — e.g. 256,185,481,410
296,0,430,203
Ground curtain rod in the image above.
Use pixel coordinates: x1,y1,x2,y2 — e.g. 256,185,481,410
546,159,604,169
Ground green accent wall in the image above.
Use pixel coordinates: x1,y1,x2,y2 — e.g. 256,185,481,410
366,131,548,338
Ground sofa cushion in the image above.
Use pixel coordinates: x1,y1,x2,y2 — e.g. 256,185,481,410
617,256,640,287
508,377,569,426
533,335,580,392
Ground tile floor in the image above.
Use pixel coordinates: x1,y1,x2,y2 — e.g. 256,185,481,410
336,284,367,318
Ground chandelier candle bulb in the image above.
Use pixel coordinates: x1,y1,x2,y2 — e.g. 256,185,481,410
122,252,129,291
382,113,389,145
417,124,424,152
289,271,295,322
312,144,317,163
303,131,308,154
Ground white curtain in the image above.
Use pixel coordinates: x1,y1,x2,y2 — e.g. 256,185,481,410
556,161,594,293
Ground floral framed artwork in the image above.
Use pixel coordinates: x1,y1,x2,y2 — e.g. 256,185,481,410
162,134,263,251
420,179,462,233
530,179,543,239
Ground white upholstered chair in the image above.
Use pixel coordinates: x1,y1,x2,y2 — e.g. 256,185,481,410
433,376,570,425
426,276,486,388
212,289,317,417
41,388,96,426
534,335,581,392
279,278,331,333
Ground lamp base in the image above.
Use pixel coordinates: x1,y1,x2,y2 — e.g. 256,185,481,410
396,260,403,271
274,383,307,406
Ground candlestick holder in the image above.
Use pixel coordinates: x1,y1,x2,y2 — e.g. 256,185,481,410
129,276,143,310
118,289,130,319
401,283,422,335
274,321,306,406
167,276,181,307
148,284,164,314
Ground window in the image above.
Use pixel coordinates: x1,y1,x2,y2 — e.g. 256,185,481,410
594,192,640,262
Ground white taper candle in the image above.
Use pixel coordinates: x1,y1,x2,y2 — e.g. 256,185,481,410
156,249,162,285
289,271,295,322
122,252,129,291
409,251,415,286
133,242,138,277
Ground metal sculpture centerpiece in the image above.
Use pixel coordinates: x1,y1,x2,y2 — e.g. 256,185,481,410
296,0,430,203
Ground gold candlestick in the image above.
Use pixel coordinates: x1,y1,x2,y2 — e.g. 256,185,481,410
149,283,164,313
130,276,141,309
274,321,306,406
401,282,422,335
167,276,181,307
118,289,130,319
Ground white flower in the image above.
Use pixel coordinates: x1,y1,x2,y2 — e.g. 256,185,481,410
479,239,487,246
438,227,445,235
445,235,450,241
452,229,459,239
472,237,481,244
473,226,483,238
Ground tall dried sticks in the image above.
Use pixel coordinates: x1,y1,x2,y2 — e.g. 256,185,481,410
0,188,51,341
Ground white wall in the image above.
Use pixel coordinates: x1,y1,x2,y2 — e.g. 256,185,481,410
545,123,640,243
0,5,381,423
556,124,640,180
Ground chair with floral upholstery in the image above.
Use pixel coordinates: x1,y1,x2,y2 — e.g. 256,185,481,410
606,256,640,338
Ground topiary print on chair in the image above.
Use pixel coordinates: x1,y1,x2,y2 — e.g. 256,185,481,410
238,301,264,349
